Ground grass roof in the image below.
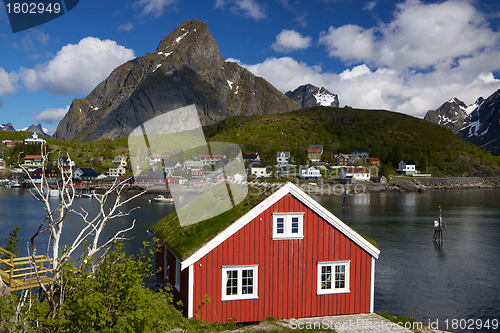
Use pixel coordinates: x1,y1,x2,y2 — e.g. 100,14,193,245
152,183,280,261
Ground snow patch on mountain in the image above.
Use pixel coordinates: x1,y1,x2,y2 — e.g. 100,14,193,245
153,64,162,72
176,31,188,43
464,119,482,137
438,114,457,125
313,91,337,107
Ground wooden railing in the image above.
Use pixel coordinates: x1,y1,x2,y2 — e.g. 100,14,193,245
0,247,53,291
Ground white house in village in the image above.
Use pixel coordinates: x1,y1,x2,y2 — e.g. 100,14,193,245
164,161,182,173
249,161,272,178
299,166,321,179
339,167,371,181
231,173,246,182
276,151,291,167
150,154,162,165
24,133,46,145
397,160,416,175
199,154,226,166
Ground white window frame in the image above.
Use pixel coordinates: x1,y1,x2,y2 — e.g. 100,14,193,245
272,213,304,240
317,261,350,295
221,265,258,301
175,258,181,291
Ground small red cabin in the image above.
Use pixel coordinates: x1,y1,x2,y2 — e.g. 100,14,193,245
152,182,379,323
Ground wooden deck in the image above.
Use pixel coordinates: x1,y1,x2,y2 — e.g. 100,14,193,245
0,247,53,291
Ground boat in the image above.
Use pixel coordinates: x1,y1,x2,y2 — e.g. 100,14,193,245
38,186,60,197
153,194,174,203
81,193,93,198
6,180,21,188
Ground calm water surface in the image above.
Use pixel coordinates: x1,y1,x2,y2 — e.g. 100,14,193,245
0,187,176,258
314,189,500,332
1,187,499,332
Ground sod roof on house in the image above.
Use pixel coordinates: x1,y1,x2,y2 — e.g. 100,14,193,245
152,183,280,261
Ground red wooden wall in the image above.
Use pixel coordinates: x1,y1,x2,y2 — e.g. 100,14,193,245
156,246,190,317
190,193,373,323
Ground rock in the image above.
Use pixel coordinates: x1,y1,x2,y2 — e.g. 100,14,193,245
285,84,339,108
54,20,299,141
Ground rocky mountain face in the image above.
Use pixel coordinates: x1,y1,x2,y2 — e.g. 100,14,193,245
26,124,50,137
0,123,15,132
53,19,299,141
458,89,500,155
285,84,339,108
425,89,500,155
424,97,483,132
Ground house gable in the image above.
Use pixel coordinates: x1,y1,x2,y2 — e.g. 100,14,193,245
179,182,379,271
183,183,379,322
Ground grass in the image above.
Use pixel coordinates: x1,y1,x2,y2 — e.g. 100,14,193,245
4,106,500,177
152,184,278,260
203,106,500,176
377,312,423,331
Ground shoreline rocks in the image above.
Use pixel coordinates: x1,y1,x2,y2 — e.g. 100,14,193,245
295,177,500,195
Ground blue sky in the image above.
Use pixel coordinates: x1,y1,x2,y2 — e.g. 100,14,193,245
1,0,500,135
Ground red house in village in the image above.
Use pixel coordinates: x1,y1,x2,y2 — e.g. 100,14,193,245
152,182,379,323
32,168,57,179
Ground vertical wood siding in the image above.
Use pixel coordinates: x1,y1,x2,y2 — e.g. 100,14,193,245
190,193,373,323
158,247,190,317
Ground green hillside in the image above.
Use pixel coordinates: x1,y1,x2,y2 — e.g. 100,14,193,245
0,132,130,174
203,107,500,176
3,107,499,176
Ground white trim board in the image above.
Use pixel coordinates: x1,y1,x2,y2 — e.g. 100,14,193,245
181,182,380,270
370,257,375,313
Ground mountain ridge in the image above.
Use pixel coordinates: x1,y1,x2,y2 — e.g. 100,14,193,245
0,123,15,132
285,84,339,108
424,89,500,155
53,19,299,142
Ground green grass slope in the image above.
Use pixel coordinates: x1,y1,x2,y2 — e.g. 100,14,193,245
4,106,499,176
203,107,500,176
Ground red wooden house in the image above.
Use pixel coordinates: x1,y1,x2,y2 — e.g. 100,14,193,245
32,168,57,179
152,182,379,323
166,172,186,185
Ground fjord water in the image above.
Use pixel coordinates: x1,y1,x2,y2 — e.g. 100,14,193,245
1,187,499,332
314,189,500,332
0,188,176,259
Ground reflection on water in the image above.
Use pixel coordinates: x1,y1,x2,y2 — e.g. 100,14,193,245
315,189,500,333
0,188,177,259
2,187,500,332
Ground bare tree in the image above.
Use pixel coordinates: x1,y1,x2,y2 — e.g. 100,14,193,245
17,144,147,318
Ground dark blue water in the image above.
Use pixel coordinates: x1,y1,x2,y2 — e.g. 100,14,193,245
1,187,499,332
0,188,176,258
315,189,500,332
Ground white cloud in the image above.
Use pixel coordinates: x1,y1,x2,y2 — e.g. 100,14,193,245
117,23,134,32
17,30,50,52
215,0,265,20
135,0,175,17
19,37,135,95
363,1,376,11
0,68,17,95
233,56,500,118
339,64,371,80
272,29,312,53
32,105,70,124
319,25,375,64
319,0,500,70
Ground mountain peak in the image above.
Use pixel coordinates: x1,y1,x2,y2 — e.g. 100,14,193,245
425,89,500,155
0,123,15,132
424,97,482,132
154,19,223,72
26,124,50,137
285,84,339,108
53,20,298,141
